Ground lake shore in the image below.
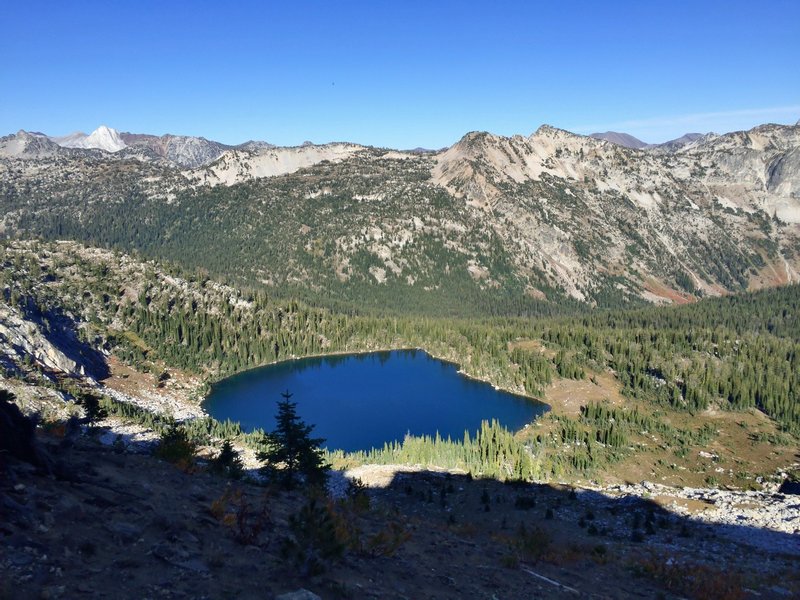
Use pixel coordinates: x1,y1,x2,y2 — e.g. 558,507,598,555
202,348,547,453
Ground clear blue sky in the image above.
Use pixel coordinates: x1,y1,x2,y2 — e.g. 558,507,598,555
2,0,798,148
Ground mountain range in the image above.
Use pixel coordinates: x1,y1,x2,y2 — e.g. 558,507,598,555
2,125,716,167
1,121,798,313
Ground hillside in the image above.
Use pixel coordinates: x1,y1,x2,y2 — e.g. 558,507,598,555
3,430,797,600
1,239,799,599
1,240,797,483
1,122,798,313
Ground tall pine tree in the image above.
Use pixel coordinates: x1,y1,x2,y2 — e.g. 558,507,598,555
257,391,329,489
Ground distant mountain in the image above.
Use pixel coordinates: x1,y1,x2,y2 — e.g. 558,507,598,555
120,132,233,168
3,127,276,168
53,125,126,153
51,131,88,147
0,130,63,158
49,128,280,167
406,147,441,154
589,131,648,149
655,133,704,151
589,131,707,151
2,121,799,310
235,140,276,152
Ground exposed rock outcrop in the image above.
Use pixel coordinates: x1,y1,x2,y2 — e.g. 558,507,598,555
0,304,108,381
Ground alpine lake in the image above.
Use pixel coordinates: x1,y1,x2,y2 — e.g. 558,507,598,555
203,349,549,453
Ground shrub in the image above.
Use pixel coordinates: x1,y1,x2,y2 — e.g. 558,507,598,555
345,477,370,512
515,522,551,562
281,497,346,576
210,488,271,545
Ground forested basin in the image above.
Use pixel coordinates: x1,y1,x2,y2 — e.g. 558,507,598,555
203,349,548,452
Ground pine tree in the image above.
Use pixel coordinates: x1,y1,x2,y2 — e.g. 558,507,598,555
257,391,329,489
155,420,197,466
80,392,108,426
211,439,244,479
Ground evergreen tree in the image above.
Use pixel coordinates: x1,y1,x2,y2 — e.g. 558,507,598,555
80,392,108,426
257,391,329,488
155,420,197,466
210,439,244,479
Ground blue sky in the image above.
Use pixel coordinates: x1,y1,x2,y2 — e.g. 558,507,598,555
2,0,798,148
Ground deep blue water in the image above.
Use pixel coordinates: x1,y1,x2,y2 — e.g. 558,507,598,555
203,349,548,452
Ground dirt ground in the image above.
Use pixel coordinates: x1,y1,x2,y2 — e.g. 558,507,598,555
2,433,798,600
543,372,627,417
533,371,799,490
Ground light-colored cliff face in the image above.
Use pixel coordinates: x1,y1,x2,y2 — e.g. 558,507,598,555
194,143,370,186
0,305,88,379
435,124,800,221
54,126,126,153
667,125,800,224
431,124,800,301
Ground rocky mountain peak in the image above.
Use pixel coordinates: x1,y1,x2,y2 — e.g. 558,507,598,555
52,126,126,153
119,132,232,168
0,130,62,158
83,125,126,152
531,124,578,139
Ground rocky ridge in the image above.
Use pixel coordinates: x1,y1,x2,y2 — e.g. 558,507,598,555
1,122,799,306
119,132,233,168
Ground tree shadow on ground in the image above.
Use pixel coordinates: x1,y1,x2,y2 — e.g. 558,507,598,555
2,396,798,599
367,468,800,598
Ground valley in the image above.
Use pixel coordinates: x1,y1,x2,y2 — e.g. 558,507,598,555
1,238,797,487
2,121,800,599
2,122,799,314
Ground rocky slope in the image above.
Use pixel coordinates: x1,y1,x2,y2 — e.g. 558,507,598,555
2,433,798,600
433,123,800,302
196,142,372,185
0,131,65,159
1,122,799,309
0,238,797,599
119,132,233,168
